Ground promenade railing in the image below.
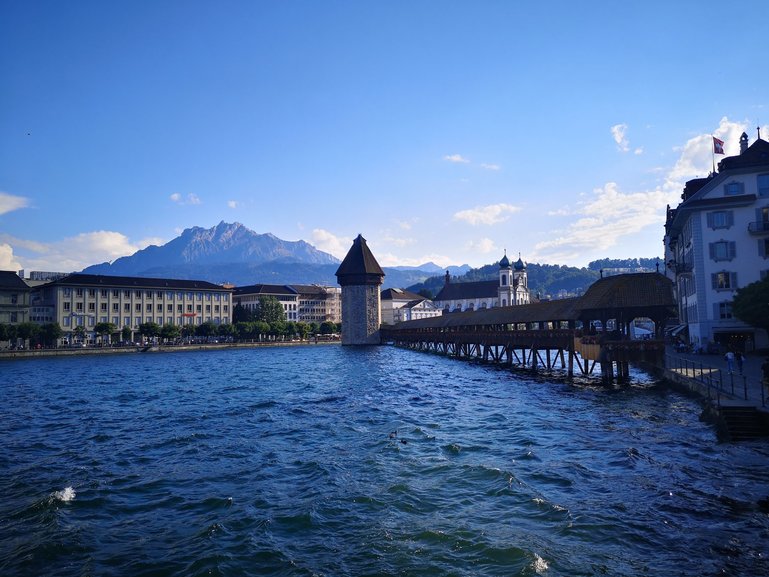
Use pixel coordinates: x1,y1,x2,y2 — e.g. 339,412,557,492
665,353,766,408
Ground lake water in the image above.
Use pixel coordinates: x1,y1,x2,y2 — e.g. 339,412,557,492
2,345,768,576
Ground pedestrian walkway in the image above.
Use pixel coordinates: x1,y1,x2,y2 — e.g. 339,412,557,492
665,346,768,410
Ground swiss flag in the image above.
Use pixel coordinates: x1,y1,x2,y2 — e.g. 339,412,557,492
713,136,725,155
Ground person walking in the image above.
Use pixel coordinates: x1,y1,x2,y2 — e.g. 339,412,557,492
724,350,735,373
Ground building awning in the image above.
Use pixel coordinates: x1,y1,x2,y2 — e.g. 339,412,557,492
666,324,688,337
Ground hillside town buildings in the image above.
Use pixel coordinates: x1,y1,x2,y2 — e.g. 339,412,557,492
664,132,769,351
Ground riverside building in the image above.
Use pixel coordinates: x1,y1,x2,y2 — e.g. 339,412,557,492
664,132,769,351
34,274,233,342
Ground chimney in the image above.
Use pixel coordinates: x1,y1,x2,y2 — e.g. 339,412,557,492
740,132,749,154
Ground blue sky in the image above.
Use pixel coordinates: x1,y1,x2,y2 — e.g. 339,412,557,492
2,1,768,274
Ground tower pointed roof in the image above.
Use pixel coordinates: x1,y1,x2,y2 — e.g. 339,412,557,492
335,234,385,286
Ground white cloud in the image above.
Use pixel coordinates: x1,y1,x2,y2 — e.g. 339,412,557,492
466,237,496,254
454,203,521,226
310,229,352,259
0,243,22,270
3,231,164,272
170,192,202,205
480,163,501,171
444,154,470,164
634,147,644,155
0,191,30,215
532,117,753,264
611,123,630,152
227,200,239,209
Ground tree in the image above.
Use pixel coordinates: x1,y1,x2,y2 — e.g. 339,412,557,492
253,321,270,341
295,322,311,341
196,321,217,338
138,322,161,341
95,322,117,345
16,322,40,347
161,323,181,343
217,323,235,340
181,324,196,339
40,323,63,347
232,303,252,323
732,278,769,333
254,296,285,324
121,326,132,343
319,321,336,335
73,325,87,344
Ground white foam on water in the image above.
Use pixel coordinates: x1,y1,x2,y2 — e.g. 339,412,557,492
53,486,76,502
532,553,549,573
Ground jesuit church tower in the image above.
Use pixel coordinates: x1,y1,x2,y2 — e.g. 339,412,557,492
497,252,530,307
335,234,385,345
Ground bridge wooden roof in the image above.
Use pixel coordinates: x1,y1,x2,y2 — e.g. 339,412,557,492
385,273,675,331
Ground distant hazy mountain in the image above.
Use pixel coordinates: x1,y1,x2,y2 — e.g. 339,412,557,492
79,221,440,288
82,221,339,277
391,262,471,276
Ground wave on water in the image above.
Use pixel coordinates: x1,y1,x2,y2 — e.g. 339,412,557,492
52,486,76,502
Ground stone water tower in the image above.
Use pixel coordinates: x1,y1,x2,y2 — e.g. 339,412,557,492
335,234,385,345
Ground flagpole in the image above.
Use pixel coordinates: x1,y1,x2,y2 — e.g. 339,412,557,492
711,135,715,175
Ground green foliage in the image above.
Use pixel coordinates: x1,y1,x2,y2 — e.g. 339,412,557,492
95,322,117,342
161,323,181,341
138,322,161,338
121,326,132,341
732,278,769,332
295,322,311,340
254,296,285,324
232,303,252,323
319,321,337,335
16,322,40,341
196,321,217,337
73,326,87,340
217,323,235,338
40,322,63,346
587,257,660,271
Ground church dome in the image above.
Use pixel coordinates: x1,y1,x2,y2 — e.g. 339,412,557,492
514,255,526,270
499,253,510,268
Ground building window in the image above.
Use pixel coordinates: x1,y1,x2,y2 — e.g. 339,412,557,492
759,174,769,197
88,303,95,312
88,289,96,298
146,304,152,312
124,303,130,312
716,302,733,319
724,181,744,196
100,290,108,297
707,210,733,229
113,290,120,297
76,302,83,311
76,288,83,297
100,303,107,311
113,303,119,311
759,238,769,258
63,288,71,297
63,302,71,311
712,271,737,290
135,304,141,312
124,290,131,298
709,241,735,261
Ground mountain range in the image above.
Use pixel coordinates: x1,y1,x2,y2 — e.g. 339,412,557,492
82,221,467,288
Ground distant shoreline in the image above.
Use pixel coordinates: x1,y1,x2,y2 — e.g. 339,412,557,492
0,340,340,361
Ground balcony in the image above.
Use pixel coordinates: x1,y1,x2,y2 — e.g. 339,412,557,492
667,260,693,275
748,221,769,235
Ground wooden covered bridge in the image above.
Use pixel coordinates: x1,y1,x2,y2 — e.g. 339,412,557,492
379,273,676,383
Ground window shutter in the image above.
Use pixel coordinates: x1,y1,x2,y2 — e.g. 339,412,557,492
729,242,736,259
760,239,767,258
727,211,734,227
713,303,720,319
711,273,717,289
707,212,714,228
730,272,737,289
709,243,715,259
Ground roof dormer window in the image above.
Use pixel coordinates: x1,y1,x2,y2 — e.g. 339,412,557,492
724,181,744,196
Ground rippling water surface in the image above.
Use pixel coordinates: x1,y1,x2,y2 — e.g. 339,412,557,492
2,346,768,576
